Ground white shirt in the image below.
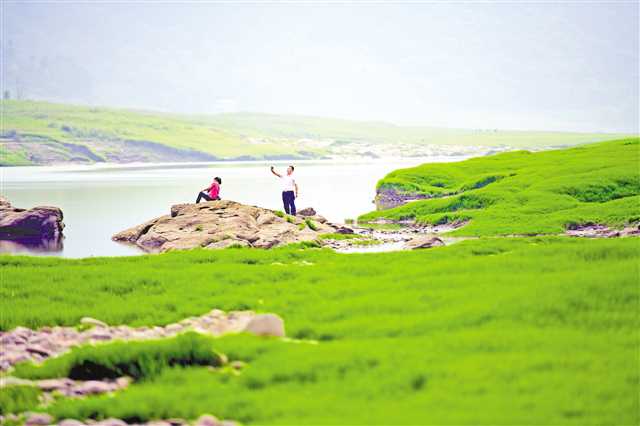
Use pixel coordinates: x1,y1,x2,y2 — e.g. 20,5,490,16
281,175,296,192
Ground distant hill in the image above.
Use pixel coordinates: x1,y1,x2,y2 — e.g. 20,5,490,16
0,100,630,166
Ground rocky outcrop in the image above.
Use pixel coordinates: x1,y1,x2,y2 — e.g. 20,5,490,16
374,188,431,210
1,376,131,398
0,413,239,426
565,223,640,238
0,197,64,240
113,200,344,252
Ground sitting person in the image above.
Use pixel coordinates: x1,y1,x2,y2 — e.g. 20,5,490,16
196,177,222,203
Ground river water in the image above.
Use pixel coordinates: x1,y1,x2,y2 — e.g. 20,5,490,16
1,157,468,258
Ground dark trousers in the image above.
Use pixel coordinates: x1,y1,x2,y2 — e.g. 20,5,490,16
196,192,220,203
282,191,296,215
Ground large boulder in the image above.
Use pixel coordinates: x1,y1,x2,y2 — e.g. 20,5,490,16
242,314,285,337
113,200,345,252
0,197,64,240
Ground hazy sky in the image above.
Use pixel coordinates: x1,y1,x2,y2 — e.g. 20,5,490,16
3,1,639,132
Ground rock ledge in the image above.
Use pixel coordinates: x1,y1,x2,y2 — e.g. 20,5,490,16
113,200,344,252
0,196,64,240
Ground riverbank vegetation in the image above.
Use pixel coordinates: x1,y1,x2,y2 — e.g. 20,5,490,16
2,237,639,424
2,137,639,424
1,100,627,166
359,138,640,236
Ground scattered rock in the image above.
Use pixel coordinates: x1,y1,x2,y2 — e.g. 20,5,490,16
566,223,640,238
334,226,354,234
50,417,236,426
26,344,52,356
25,412,53,426
243,314,285,337
1,309,258,371
89,330,112,341
59,420,86,426
405,236,445,250
75,380,114,395
37,378,74,391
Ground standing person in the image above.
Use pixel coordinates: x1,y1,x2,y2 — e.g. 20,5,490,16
196,177,222,203
271,165,298,215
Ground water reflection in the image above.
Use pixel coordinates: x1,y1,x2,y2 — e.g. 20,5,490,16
0,236,64,254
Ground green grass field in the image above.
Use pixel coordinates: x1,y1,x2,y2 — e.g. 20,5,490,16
2,138,639,424
359,138,640,236
1,100,629,165
2,237,639,424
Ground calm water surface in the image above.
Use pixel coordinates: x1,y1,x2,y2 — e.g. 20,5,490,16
1,157,468,258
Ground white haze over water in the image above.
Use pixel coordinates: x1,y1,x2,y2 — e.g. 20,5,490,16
2,1,639,133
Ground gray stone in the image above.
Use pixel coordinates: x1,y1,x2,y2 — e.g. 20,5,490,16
25,412,54,426
335,226,354,234
297,207,317,216
405,236,445,250
243,314,285,337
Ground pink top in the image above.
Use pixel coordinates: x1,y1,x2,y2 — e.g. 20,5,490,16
209,182,220,199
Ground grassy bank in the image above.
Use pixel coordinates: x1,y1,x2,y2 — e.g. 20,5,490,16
359,138,640,236
2,237,639,424
1,100,301,164
1,100,627,165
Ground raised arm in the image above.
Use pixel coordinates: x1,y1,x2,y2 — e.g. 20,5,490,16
270,166,282,178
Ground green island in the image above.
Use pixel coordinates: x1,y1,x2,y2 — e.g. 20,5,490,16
360,138,640,236
0,100,628,166
1,139,639,425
